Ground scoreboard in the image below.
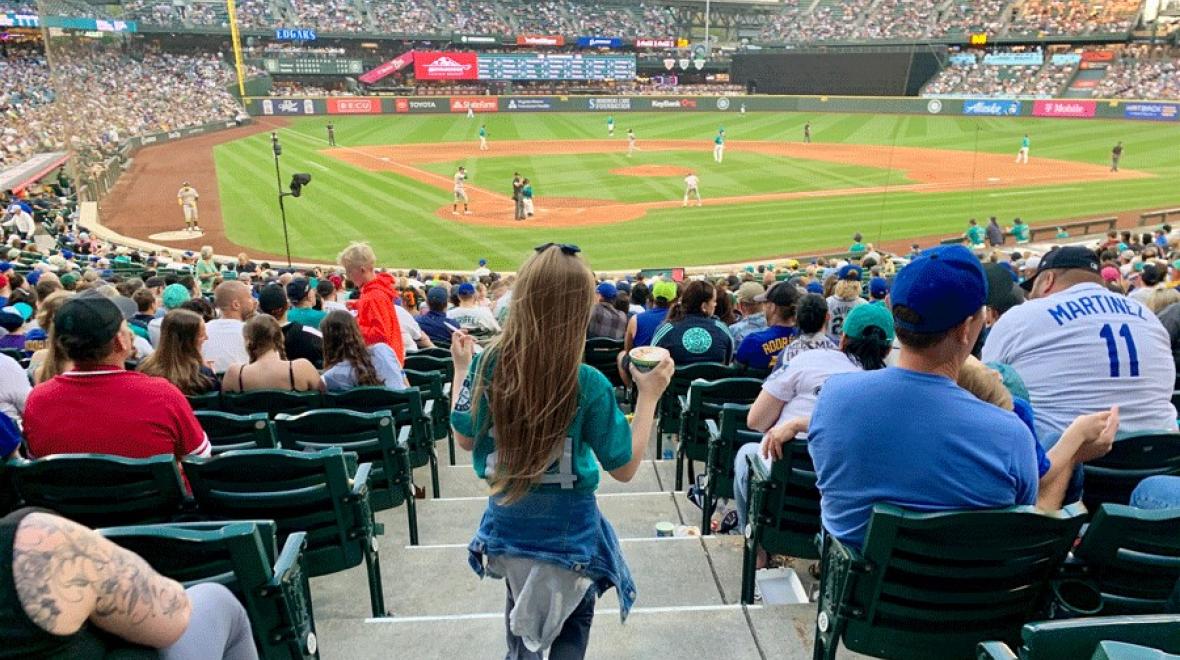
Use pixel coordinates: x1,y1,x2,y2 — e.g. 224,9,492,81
261,58,365,75
477,54,636,81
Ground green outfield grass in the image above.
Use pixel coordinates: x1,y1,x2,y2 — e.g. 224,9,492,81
214,112,1180,270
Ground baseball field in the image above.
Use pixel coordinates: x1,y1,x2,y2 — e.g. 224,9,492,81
107,111,1180,270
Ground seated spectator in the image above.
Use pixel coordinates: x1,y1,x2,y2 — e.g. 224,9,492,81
129,287,156,341
447,282,501,334
285,278,325,329
652,280,733,365
222,315,322,393
203,281,254,373
808,246,1038,548
826,265,866,340
320,310,406,391
416,286,454,345
148,283,191,346
729,282,767,345
258,284,323,370
28,290,72,384
630,280,676,349
138,309,219,396
775,293,837,367
588,282,626,340
0,349,29,422
394,294,432,354
3,509,258,659
23,294,210,459
339,242,405,361
735,282,800,371
318,279,346,314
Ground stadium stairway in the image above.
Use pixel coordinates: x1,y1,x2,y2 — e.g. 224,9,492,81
1064,66,1106,98
309,431,871,659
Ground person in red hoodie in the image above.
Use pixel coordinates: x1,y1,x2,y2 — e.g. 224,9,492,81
338,242,405,362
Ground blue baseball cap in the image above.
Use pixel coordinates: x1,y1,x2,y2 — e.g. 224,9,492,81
837,265,862,281
869,277,889,300
427,286,448,304
25,271,41,286
478,258,487,267
806,281,823,294
891,245,987,334
456,282,476,297
596,282,618,300
0,262,10,273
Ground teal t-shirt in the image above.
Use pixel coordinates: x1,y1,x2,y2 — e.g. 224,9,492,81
451,353,632,493
479,127,486,137
966,225,986,245
849,242,866,254
1012,223,1030,243
288,307,327,329
1021,136,1030,148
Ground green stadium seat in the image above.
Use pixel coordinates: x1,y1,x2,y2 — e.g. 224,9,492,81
323,386,440,498
1073,504,1180,615
273,409,418,546
701,403,756,535
6,453,188,528
404,368,455,466
657,362,737,463
1092,641,1180,660
1083,432,1180,510
584,337,625,390
195,411,277,454
186,391,222,411
676,377,762,491
221,390,322,418
741,434,822,604
183,447,388,616
975,615,1180,660
100,521,319,660
415,347,453,359
814,503,1087,660
403,354,454,384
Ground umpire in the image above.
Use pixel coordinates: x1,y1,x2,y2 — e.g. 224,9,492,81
511,172,525,221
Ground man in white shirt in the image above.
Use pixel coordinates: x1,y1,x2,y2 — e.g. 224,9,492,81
395,303,433,354
447,282,501,334
203,281,255,373
983,246,1177,440
473,259,491,280
0,352,30,421
3,206,34,239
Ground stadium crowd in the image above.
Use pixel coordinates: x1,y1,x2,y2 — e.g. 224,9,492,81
1093,53,1180,99
922,59,1075,98
1008,0,1143,36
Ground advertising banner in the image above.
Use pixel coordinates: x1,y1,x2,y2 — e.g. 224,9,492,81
962,99,1022,116
947,53,977,66
457,34,497,44
577,36,623,48
635,38,675,48
516,35,564,46
1124,103,1180,121
1033,100,1096,118
450,97,498,113
396,98,443,113
504,98,556,111
586,97,632,111
327,98,383,114
648,98,698,110
359,51,414,84
0,12,38,27
274,28,316,41
1082,50,1115,62
1051,53,1082,66
983,52,1044,66
260,99,316,116
413,51,478,80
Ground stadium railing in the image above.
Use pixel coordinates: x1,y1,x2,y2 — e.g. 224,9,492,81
1138,208,1180,227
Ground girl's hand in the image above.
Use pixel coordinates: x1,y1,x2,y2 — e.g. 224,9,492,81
1073,406,1119,463
450,332,477,371
760,417,809,461
631,356,673,398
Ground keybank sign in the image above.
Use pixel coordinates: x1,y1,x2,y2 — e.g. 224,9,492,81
962,100,1022,116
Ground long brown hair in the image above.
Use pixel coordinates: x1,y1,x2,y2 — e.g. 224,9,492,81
244,314,286,362
34,291,74,384
665,280,715,323
472,246,594,503
322,310,381,386
139,309,214,394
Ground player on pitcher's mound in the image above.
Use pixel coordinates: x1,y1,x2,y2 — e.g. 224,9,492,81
177,181,200,232
626,129,637,157
452,166,471,215
713,129,726,163
683,172,702,207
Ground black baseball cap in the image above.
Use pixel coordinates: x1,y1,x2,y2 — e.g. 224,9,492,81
286,278,310,304
755,281,800,306
258,283,288,314
1020,246,1100,291
55,295,124,348
983,263,1024,313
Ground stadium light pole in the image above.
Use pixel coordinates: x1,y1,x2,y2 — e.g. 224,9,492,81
271,132,294,268
703,0,711,59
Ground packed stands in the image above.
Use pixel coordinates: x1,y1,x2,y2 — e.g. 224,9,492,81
1092,54,1180,99
922,57,1077,98
1008,0,1143,36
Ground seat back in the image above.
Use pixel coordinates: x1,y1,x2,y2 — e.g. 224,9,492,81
584,337,625,389
100,521,318,660
221,390,322,418
680,377,763,463
323,387,432,459
1083,432,1180,510
711,403,759,501
273,409,407,511
8,454,187,528
183,447,372,578
404,369,448,441
830,504,1086,660
186,391,221,411
1015,615,1180,659
403,354,453,383
415,347,452,359
196,411,277,454
758,436,822,560
658,362,736,435
1075,504,1180,615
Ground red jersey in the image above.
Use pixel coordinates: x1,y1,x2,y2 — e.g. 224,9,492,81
24,367,210,459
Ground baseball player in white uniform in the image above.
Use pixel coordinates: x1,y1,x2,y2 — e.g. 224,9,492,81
478,125,488,151
713,129,726,163
1016,134,1030,164
452,166,471,215
466,105,475,120
982,246,1177,441
683,172,701,207
626,129,636,157
177,182,200,232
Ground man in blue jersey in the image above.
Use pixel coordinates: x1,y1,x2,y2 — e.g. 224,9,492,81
735,282,799,371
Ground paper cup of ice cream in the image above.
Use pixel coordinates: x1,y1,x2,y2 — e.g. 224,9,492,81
629,346,669,372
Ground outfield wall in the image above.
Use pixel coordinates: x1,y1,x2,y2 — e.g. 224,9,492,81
243,95,1180,122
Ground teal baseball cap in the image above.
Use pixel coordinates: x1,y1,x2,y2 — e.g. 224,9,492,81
842,302,895,341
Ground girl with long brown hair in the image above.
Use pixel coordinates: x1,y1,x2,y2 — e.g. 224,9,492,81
138,309,219,395
320,310,406,391
651,279,734,365
450,244,673,659
30,291,74,384
223,315,322,393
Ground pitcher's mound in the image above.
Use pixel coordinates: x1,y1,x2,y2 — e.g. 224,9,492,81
149,229,205,241
610,165,693,178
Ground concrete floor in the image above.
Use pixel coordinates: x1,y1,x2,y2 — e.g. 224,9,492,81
310,433,870,659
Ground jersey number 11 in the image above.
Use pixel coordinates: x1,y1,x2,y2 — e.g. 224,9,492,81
1099,323,1140,378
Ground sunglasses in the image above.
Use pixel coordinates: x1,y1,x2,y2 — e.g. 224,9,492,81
535,243,581,256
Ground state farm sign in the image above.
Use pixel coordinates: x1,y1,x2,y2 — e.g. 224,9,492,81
327,98,381,114
450,97,498,113
413,51,478,80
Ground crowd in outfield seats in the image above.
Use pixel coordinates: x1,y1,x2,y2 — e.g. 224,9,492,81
1093,55,1180,99
1008,0,1142,35
922,59,1076,98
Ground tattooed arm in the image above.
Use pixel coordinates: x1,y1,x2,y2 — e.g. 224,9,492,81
12,512,192,648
